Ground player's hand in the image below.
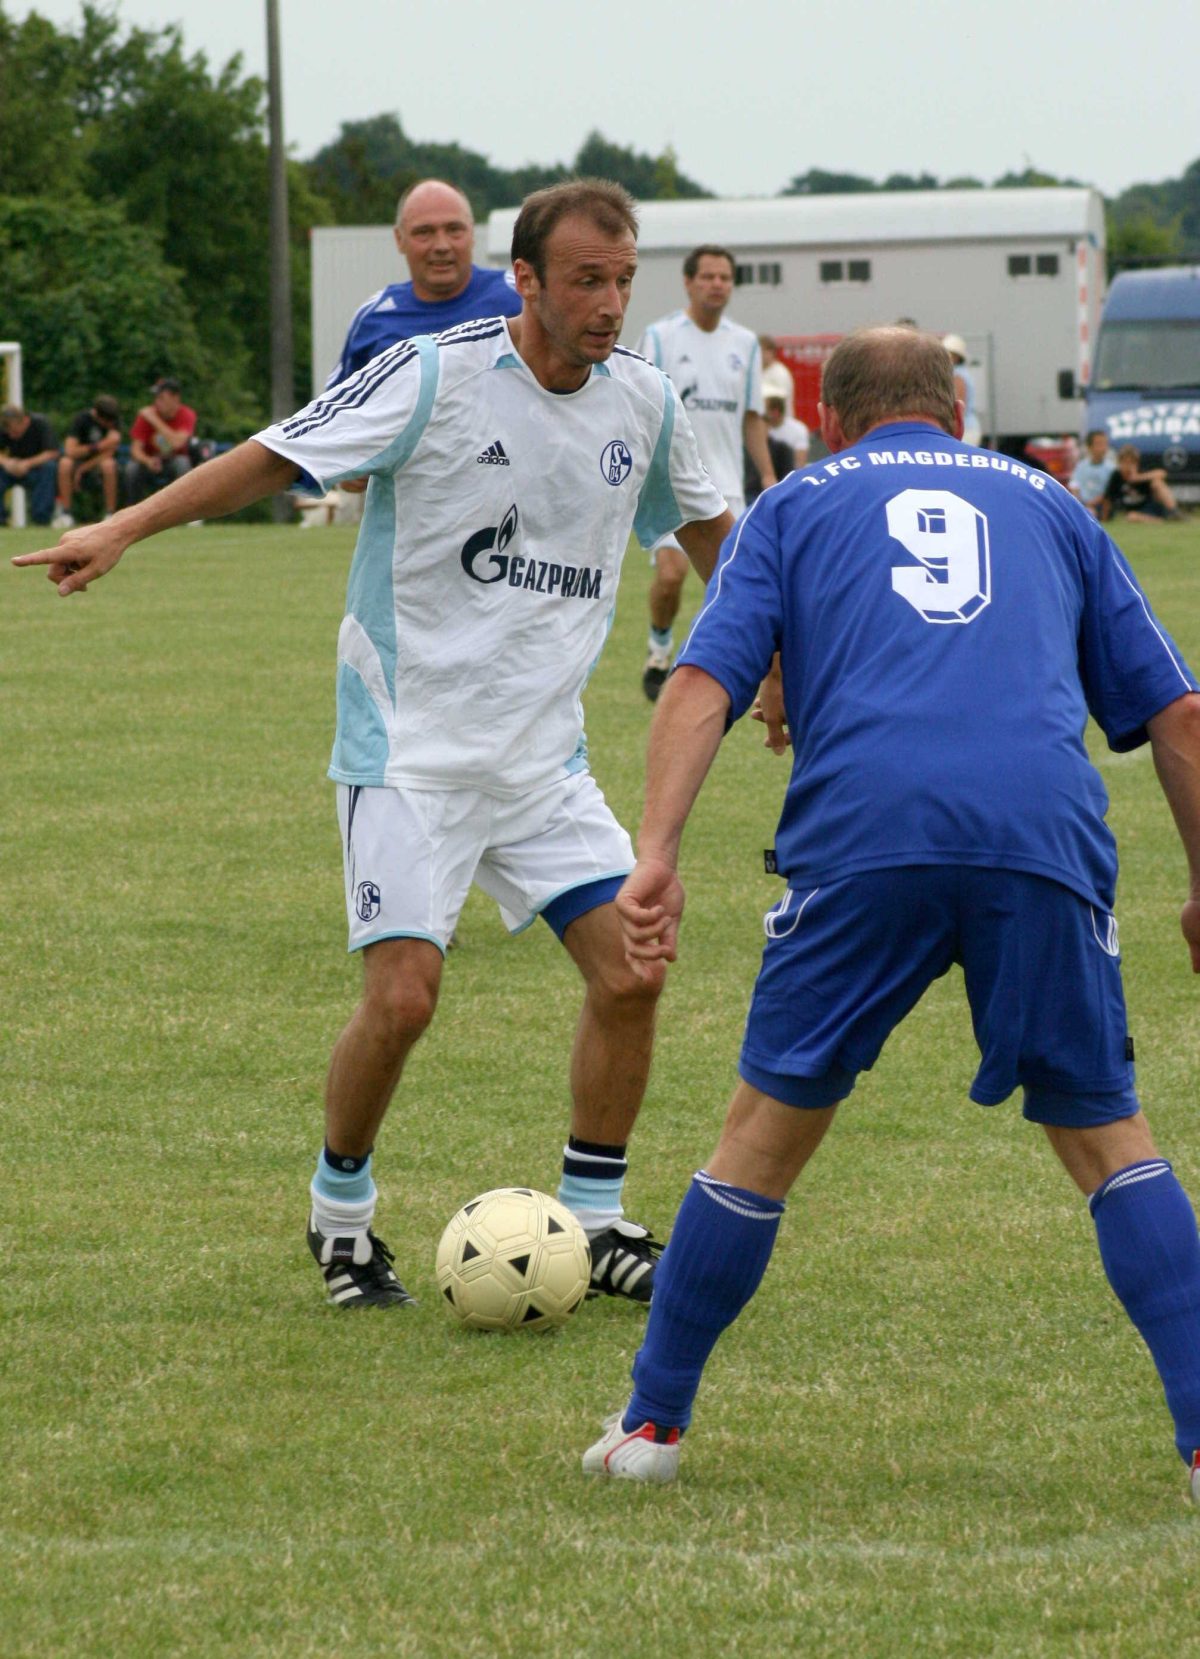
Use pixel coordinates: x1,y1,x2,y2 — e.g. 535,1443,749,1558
340,476,369,494
615,857,685,978
1181,898,1200,972
11,519,131,596
750,655,789,753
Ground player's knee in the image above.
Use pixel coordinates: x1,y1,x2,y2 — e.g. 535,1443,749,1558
363,973,439,1048
589,953,667,1014
654,565,686,602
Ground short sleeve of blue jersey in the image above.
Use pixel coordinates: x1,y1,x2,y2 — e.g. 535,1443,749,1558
1078,522,1198,749
677,498,782,718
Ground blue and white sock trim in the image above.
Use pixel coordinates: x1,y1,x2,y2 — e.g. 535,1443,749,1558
695,1170,785,1221
562,1142,628,1182
1088,1159,1172,1216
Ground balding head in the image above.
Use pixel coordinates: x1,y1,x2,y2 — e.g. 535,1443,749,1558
820,327,959,446
393,179,476,302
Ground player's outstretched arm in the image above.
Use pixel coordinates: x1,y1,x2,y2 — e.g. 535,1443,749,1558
11,441,300,596
675,509,734,585
1148,692,1200,970
617,665,731,977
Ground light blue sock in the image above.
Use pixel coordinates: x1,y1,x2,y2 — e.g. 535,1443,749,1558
1090,1159,1200,1463
310,1147,377,1236
313,1146,375,1204
625,1171,784,1431
558,1137,626,1236
649,625,673,651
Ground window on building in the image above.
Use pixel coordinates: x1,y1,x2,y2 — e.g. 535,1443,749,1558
820,258,871,284
735,261,783,287
1008,252,1060,278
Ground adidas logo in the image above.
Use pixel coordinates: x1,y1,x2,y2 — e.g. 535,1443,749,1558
476,440,510,466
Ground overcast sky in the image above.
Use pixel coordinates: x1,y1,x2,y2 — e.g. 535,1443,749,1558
11,0,1200,200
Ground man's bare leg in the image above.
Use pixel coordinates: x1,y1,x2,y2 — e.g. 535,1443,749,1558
644,544,691,700
558,901,667,1297
324,936,444,1157
308,936,443,1307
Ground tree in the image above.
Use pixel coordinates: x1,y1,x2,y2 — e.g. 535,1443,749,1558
0,3,333,425
882,172,941,192
307,118,710,224
0,9,85,196
0,195,210,425
782,169,878,196
1109,159,1200,263
572,131,710,200
991,165,1083,189
1106,209,1184,276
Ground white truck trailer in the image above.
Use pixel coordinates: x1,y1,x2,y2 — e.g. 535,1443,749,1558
311,187,1104,454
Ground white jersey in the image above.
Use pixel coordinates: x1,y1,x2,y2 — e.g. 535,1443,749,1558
637,311,763,501
255,317,724,797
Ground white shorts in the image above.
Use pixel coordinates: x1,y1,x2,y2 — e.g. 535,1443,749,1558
337,772,634,954
653,494,743,558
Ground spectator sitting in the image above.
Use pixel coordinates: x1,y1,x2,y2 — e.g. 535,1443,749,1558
126,377,198,505
54,394,121,527
1068,429,1116,519
0,405,60,527
1104,444,1185,523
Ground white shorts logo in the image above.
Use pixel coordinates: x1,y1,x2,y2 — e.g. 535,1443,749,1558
355,881,381,922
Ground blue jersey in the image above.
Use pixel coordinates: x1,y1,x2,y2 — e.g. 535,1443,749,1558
326,266,522,387
679,421,1198,910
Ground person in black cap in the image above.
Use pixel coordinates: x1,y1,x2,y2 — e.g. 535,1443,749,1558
126,377,198,504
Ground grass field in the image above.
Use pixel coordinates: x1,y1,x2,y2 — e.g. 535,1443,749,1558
3,515,1200,1657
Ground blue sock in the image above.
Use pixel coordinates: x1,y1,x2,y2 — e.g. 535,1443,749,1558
625,1171,784,1432
1090,1159,1200,1464
649,625,673,650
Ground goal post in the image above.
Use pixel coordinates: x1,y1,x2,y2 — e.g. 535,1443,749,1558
0,342,26,526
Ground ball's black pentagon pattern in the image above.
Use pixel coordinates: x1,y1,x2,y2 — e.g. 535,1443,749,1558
434,1188,591,1332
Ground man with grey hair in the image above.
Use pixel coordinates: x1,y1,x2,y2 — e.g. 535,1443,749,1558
326,178,522,387
584,325,1200,1495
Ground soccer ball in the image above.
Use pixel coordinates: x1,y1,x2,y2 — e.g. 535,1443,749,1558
436,1187,591,1332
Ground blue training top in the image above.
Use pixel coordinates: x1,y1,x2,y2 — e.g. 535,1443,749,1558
326,266,522,387
679,421,1198,911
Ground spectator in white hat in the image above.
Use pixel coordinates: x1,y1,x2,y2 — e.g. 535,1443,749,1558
943,334,981,446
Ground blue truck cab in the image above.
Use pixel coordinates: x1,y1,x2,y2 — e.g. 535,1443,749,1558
1084,266,1200,500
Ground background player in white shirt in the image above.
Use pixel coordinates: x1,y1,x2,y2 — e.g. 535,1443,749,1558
14,179,733,1313
638,245,777,700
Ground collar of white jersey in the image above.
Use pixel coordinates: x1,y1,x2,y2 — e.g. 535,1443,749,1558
493,317,612,395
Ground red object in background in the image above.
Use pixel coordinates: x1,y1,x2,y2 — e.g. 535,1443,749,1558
1023,436,1078,480
775,335,842,430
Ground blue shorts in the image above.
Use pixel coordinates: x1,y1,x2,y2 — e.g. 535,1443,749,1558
738,866,1139,1128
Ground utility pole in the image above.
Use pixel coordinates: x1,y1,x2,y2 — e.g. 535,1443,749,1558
266,0,294,520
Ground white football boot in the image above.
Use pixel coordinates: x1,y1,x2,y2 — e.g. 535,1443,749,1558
582,1410,681,1483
